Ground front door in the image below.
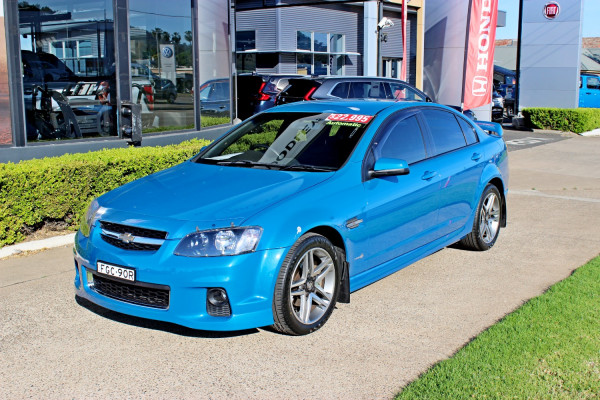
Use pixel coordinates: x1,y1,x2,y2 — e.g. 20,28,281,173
358,112,442,273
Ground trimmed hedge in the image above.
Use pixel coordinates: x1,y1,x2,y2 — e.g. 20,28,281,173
522,107,600,134
0,138,210,247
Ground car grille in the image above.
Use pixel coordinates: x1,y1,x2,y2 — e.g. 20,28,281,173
92,273,170,309
101,235,161,251
100,221,167,251
100,221,167,239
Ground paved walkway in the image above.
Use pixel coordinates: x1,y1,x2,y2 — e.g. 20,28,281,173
1,135,599,399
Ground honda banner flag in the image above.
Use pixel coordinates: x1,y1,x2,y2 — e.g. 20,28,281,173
462,0,499,110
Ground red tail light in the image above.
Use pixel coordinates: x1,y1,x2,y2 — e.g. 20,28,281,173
257,82,271,101
303,86,317,101
143,84,154,110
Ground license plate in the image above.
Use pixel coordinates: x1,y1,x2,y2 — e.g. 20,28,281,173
97,261,136,282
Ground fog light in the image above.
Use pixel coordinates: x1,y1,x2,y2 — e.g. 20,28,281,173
206,288,231,317
207,288,228,306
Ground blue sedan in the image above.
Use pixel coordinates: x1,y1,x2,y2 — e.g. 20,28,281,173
74,100,508,335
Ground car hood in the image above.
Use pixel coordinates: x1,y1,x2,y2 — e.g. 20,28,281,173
99,161,332,226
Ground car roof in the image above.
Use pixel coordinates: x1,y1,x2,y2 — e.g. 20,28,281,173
313,76,412,83
264,99,427,115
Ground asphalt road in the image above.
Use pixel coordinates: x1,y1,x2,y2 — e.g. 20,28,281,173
1,134,599,399
502,125,571,151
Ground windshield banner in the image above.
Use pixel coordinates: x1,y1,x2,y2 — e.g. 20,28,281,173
326,114,373,124
463,0,499,110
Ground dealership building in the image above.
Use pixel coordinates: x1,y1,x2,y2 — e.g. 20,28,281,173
0,0,583,162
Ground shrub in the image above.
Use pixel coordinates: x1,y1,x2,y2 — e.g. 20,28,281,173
522,107,600,134
0,138,210,247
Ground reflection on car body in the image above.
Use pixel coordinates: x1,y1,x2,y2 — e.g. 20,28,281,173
74,99,508,335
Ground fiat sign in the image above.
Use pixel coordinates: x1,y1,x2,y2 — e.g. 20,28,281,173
544,2,560,19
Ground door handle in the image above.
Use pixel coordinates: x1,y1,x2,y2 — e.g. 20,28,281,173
421,171,437,181
219,106,226,109
471,152,482,161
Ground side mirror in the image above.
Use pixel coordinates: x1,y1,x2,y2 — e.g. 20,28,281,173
426,96,433,102
369,158,410,178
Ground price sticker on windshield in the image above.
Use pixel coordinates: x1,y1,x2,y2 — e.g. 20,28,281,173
326,114,373,124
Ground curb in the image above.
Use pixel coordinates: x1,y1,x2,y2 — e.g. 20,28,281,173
581,128,600,137
0,233,75,260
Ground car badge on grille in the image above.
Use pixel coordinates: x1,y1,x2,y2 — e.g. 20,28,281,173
118,232,135,244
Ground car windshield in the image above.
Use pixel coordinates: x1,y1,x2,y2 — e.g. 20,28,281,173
196,112,372,171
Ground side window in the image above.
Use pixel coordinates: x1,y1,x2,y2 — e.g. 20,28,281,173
388,83,426,101
348,82,370,98
214,82,229,100
365,82,387,99
421,109,468,155
587,77,600,89
456,116,479,145
330,82,350,98
374,115,427,164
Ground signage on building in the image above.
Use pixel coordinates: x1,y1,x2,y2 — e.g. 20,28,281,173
543,2,560,19
462,0,499,110
159,44,176,83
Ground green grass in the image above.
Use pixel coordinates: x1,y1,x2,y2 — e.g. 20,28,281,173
142,116,231,133
396,256,600,399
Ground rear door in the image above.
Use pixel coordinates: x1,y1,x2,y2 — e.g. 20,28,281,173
419,108,484,237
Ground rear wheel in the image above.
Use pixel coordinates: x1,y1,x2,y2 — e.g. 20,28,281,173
460,184,502,251
272,233,340,335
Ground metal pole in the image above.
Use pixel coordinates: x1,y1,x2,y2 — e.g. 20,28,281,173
460,0,473,110
5,0,26,146
377,0,382,77
515,0,523,115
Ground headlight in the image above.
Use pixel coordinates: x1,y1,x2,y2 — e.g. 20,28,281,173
174,227,263,257
79,198,102,237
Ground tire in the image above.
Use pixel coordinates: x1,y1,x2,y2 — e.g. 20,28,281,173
272,233,341,335
460,184,502,251
167,93,176,104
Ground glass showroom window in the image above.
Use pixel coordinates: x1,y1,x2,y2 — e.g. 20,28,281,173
18,0,117,142
130,0,195,133
235,31,256,74
236,31,256,52
51,40,94,76
296,32,345,76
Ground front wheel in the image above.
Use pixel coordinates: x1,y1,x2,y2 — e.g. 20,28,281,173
272,233,340,335
460,184,502,251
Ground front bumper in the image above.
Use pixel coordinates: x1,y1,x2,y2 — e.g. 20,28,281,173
73,230,289,331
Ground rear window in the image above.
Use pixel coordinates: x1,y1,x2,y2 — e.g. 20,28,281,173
281,80,321,97
456,116,479,145
264,77,296,93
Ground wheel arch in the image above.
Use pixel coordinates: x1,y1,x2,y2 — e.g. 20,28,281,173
488,177,507,228
306,225,350,303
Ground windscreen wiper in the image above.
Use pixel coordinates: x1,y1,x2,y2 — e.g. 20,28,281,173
216,160,283,169
281,164,336,172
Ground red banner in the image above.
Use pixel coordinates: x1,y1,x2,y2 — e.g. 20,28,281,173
463,0,499,110
400,2,408,81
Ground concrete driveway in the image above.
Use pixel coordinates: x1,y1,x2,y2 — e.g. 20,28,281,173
1,134,599,399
